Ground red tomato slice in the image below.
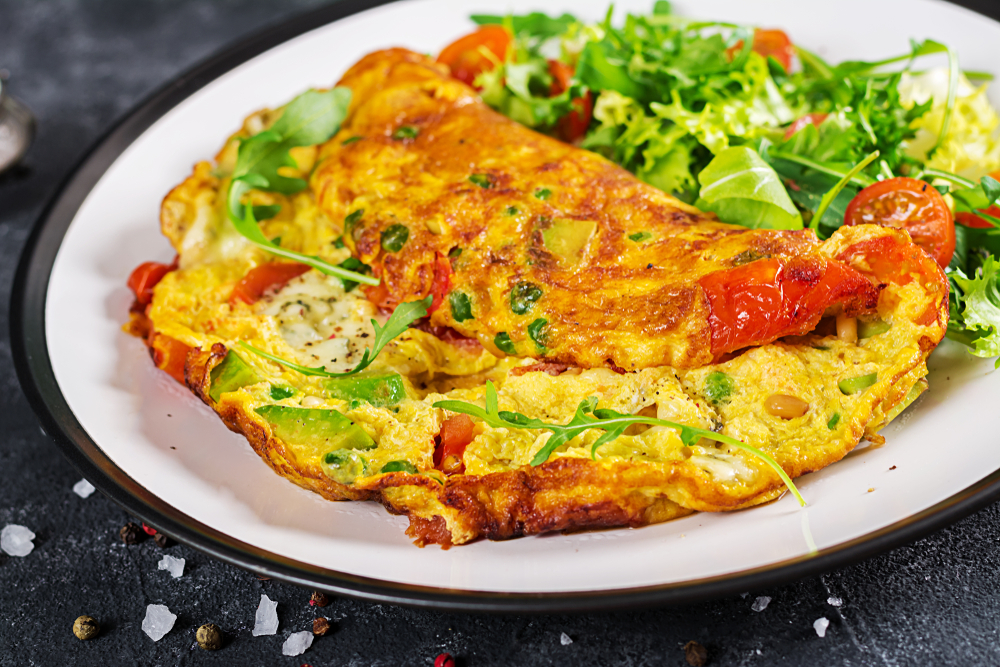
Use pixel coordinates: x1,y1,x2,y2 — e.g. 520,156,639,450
437,25,511,88
784,113,829,139
752,29,795,71
127,258,177,306
434,414,476,472
230,262,311,305
548,59,593,143
843,177,956,269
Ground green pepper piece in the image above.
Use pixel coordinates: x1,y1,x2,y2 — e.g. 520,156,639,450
858,319,891,338
450,291,473,322
324,373,406,407
381,224,409,253
510,282,543,315
704,371,734,405
494,332,517,355
380,460,418,474
527,318,548,350
534,188,552,200
322,449,367,484
469,174,493,188
209,351,263,403
839,372,878,395
827,412,841,430
392,125,419,140
628,231,652,242
254,405,375,452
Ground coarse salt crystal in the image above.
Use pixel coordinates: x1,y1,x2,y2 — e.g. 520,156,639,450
0,524,35,557
282,630,314,656
827,596,843,607
253,594,279,636
751,596,771,612
560,632,573,645
73,479,96,498
142,604,177,641
814,617,830,638
157,554,185,578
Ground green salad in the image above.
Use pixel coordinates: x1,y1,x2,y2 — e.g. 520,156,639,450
436,2,1000,365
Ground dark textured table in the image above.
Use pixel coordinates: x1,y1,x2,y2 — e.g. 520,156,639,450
4,2,1000,665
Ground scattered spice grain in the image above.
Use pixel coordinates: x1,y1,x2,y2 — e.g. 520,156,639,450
119,522,143,545
684,640,708,666
154,533,172,548
196,623,223,650
73,615,100,640
309,591,329,607
312,618,331,636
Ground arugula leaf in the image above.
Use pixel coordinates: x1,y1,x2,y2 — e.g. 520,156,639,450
433,381,805,506
695,146,802,229
223,87,375,286
239,295,431,377
471,12,577,38
231,204,378,285
809,150,879,231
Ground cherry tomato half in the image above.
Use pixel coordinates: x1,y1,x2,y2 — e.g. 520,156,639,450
127,258,177,306
955,170,1000,229
843,177,956,269
230,262,311,304
726,28,795,71
784,113,828,140
437,25,511,88
752,29,795,71
548,60,594,143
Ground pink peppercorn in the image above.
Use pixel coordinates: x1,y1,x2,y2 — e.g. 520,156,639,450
142,523,158,536
434,654,455,667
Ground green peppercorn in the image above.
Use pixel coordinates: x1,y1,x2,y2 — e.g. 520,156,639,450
494,332,517,355
527,318,548,350
73,616,100,640
381,224,409,253
510,282,543,315
449,291,473,322
196,623,223,650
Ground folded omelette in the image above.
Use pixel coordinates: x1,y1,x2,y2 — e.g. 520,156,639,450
131,49,949,546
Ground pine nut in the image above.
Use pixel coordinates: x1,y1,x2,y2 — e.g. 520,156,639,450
836,314,858,343
765,394,810,419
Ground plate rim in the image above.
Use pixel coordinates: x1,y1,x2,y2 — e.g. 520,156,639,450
11,0,1000,613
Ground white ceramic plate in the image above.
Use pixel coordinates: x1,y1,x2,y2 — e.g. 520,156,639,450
14,0,1000,611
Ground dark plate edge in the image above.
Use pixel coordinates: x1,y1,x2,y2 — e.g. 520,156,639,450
10,0,1000,614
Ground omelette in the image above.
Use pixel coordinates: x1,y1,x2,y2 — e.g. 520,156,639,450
129,48,949,547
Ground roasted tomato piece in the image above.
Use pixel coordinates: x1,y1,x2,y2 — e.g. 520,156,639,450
784,113,828,139
148,331,192,384
548,59,593,143
699,257,879,355
434,414,475,474
127,258,177,306
230,262,311,305
437,25,511,88
843,177,956,269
